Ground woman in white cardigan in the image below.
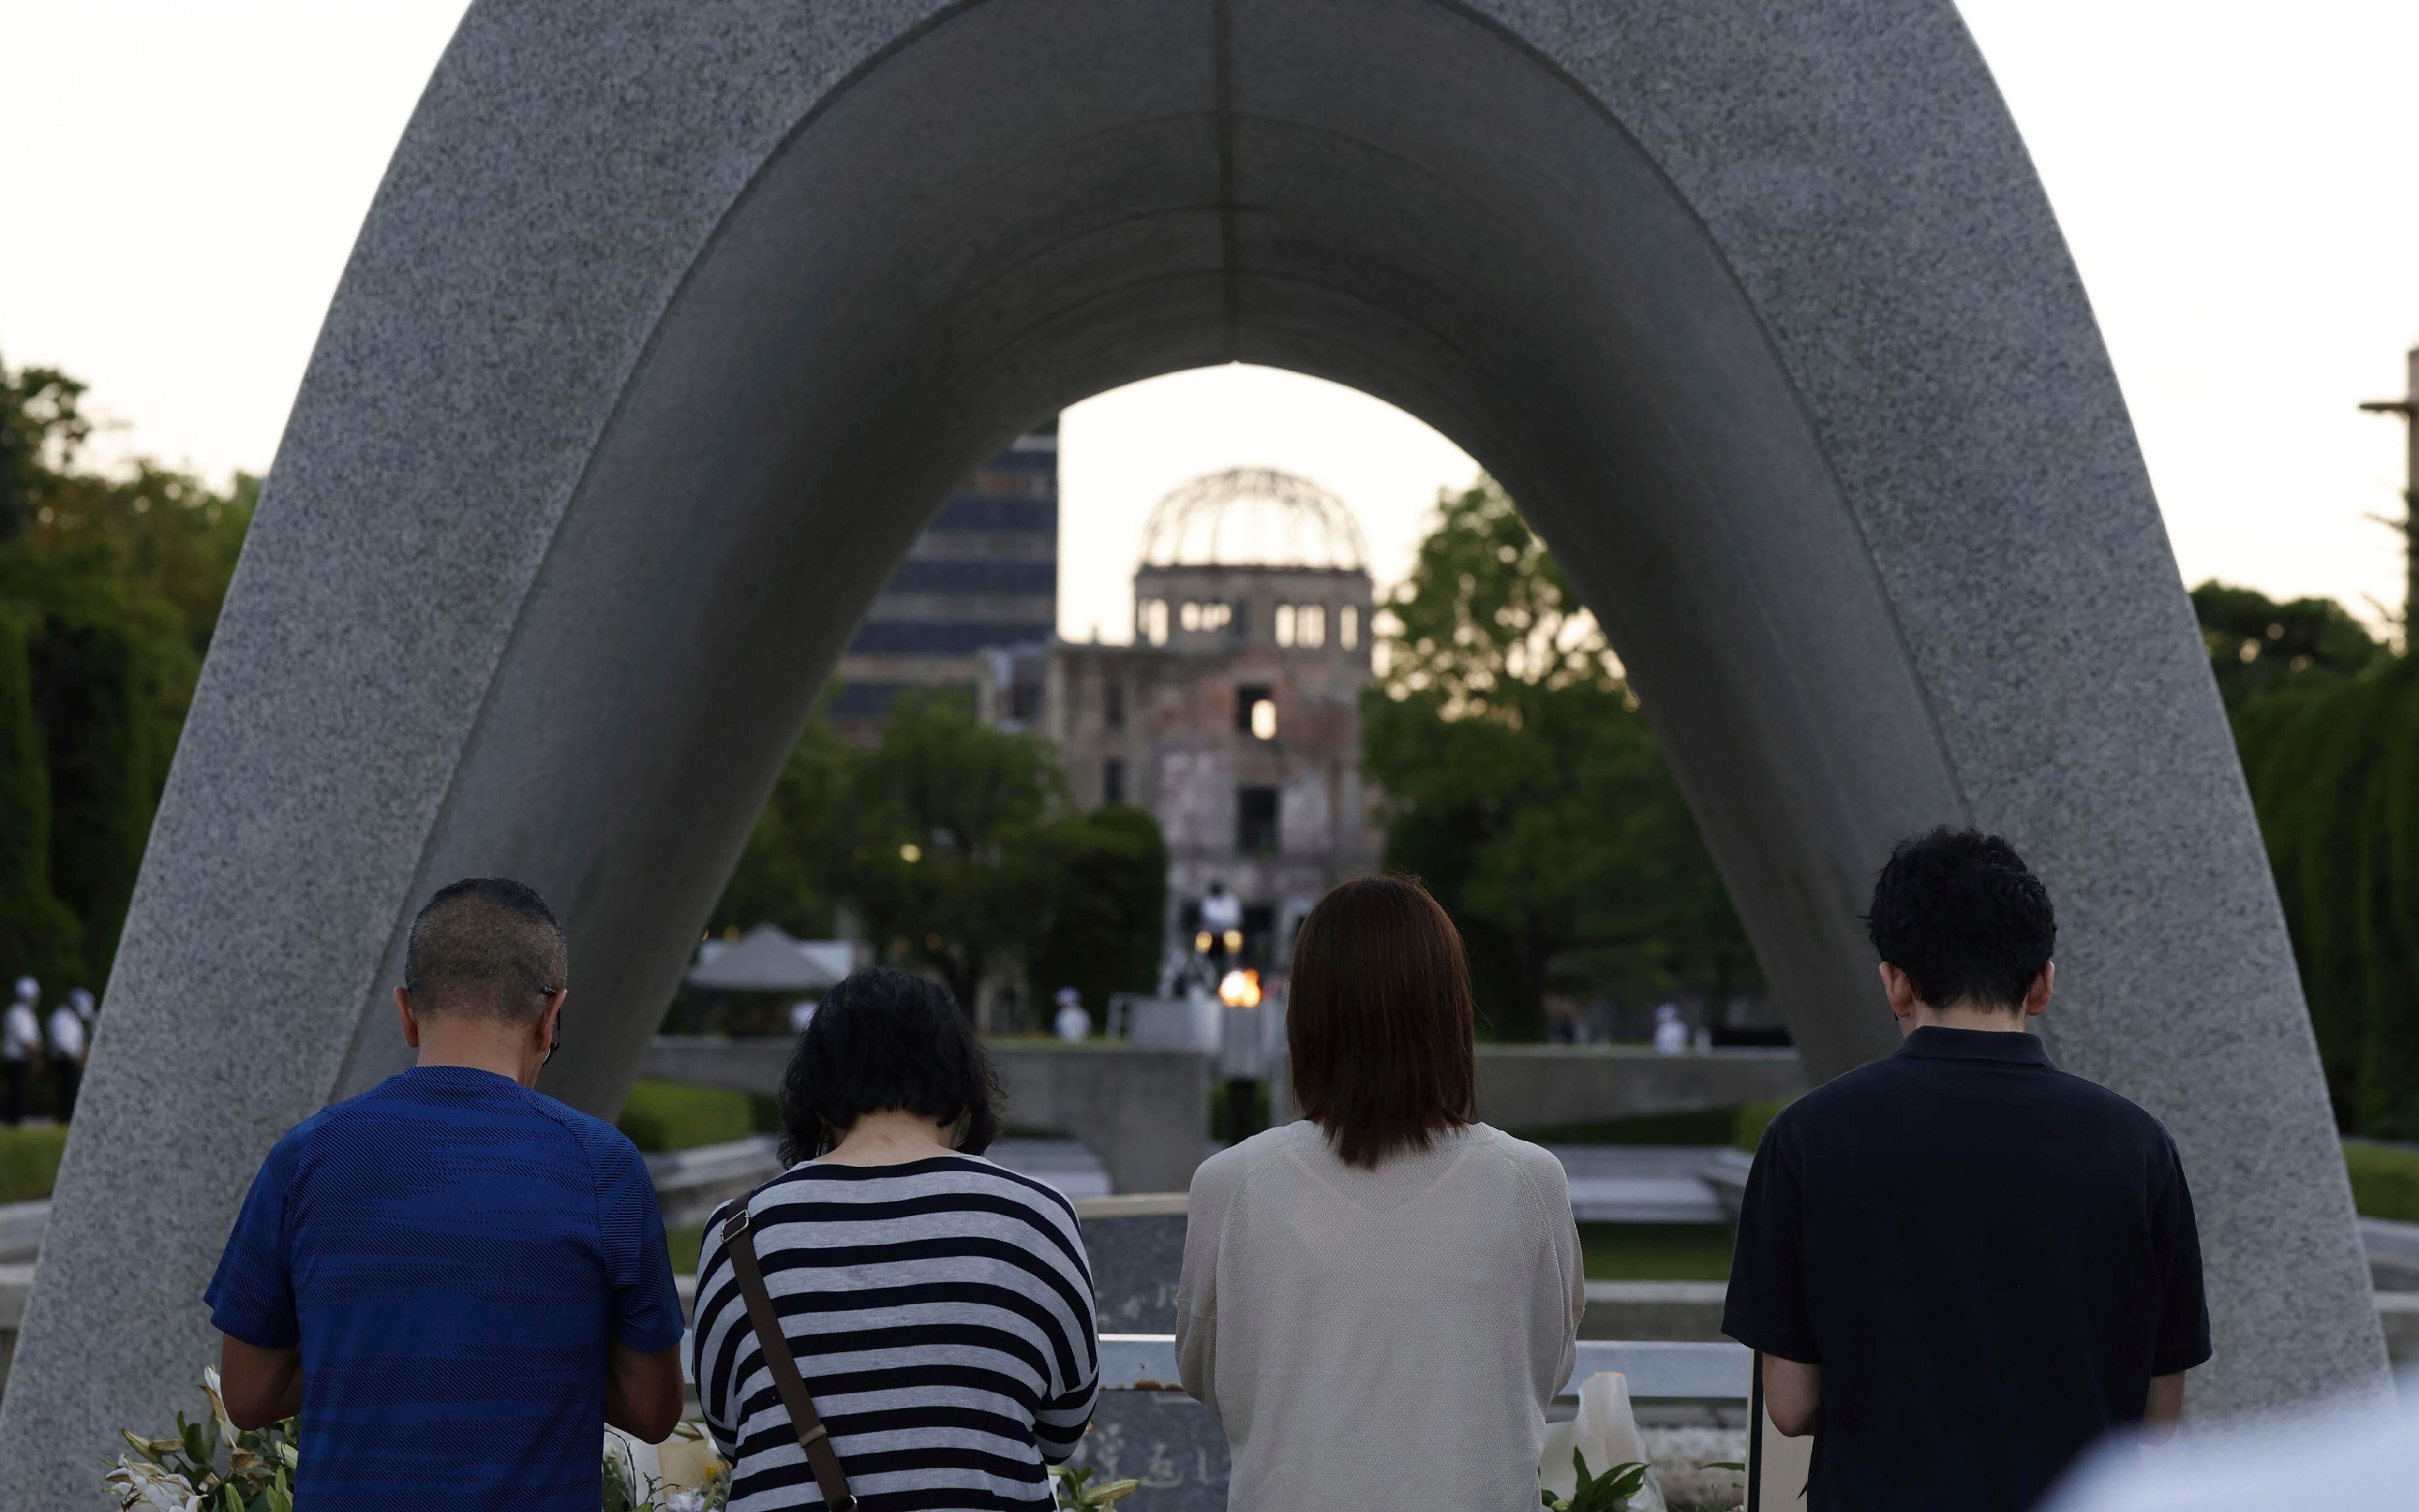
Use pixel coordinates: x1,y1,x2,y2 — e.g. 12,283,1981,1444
1175,875,1584,1512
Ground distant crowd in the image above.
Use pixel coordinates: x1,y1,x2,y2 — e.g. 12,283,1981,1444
1,974,93,1125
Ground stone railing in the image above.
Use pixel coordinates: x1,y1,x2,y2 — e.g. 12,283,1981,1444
1100,1334,1750,1399
642,1038,1212,1195
641,1037,1809,1196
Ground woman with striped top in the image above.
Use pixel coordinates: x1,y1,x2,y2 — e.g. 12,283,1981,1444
691,969,1099,1511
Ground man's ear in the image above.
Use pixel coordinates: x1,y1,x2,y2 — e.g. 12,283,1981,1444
395,986,420,1048
1877,962,1919,1021
2024,962,2055,1018
538,990,565,1046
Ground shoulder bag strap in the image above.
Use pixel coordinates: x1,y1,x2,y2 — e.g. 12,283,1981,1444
721,1206,858,1512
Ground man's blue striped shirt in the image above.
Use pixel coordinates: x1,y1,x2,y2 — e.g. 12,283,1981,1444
207,1064,684,1509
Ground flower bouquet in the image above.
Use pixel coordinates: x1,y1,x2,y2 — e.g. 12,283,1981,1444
105,1368,296,1512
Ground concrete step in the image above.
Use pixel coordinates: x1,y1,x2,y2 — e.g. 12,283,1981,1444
1580,1280,1730,1340
1550,1146,1734,1224
2360,1216,2419,1291
0,1201,46,1265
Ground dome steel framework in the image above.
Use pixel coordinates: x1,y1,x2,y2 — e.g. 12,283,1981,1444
1139,467,1370,571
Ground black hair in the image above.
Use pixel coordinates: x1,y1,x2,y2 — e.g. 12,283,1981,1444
778,967,1000,1164
1864,828,2056,1011
403,877,567,1022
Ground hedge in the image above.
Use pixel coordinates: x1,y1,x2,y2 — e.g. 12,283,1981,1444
614,1081,756,1154
1732,1099,1790,1153
0,1124,68,1205
2345,1141,2419,1224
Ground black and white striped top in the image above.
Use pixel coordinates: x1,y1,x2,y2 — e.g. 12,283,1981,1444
691,1156,1100,1512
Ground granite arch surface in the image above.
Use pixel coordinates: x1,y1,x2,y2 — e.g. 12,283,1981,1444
1,0,2386,1494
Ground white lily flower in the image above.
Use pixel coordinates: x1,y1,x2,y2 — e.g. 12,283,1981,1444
103,1455,202,1512
198,1366,242,1444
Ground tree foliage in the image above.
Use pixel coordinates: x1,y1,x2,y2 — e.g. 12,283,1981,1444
1362,477,1754,1039
2190,579,2385,707
846,692,1066,1012
1023,803,1168,1019
707,710,854,943
2213,583,2419,1136
0,355,254,989
711,691,1168,1022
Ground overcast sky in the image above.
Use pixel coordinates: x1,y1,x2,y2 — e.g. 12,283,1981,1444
5,1,2416,644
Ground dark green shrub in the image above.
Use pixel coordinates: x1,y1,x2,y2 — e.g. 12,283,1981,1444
614,1080,755,1154
1733,1099,1791,1153
2345,1141,2419,1223
0,1123,69,1203
749,1094,783,1134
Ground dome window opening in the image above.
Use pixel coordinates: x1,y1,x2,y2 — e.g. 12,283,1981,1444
1140,598,1169,646
1340,605,1359,650
1275,603,1296,646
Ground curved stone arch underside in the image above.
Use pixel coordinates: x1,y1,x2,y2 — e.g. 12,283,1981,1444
2,0,2386,1493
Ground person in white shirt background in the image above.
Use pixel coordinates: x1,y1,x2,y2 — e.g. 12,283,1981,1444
1651,1002,1689,1056
1199,880,1243,971
46,988,89,1118
2,978,42,1126
1052,986,1091,1042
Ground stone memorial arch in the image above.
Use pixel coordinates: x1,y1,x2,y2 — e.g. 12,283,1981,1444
0,0,2387,1492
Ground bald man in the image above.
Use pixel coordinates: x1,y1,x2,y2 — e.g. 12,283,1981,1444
207,878,684,1509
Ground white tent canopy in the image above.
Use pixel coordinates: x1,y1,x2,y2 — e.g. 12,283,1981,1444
687,923,849,993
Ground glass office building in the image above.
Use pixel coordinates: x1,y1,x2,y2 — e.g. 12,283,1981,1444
830,419,1058,734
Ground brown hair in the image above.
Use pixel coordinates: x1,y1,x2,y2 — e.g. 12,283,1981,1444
1286,875,1476,1168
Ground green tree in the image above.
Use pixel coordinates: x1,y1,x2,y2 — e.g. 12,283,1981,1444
708,701,853,941
2190,580,2383,707
0,361,90,545
707,692,1172,1024
0,606,83,989
0,353,257,984
1363,477,1753,1038
1025,804,1169,1019
2230,654,2419,1138
843,691,1065,1015
2200,581,2419,1137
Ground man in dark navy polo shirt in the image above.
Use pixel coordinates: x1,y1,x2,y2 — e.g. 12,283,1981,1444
206,879,686,1508
1724,829,2210,1512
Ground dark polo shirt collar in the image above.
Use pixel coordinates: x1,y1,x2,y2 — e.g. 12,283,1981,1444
1893,1024,2054,1067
